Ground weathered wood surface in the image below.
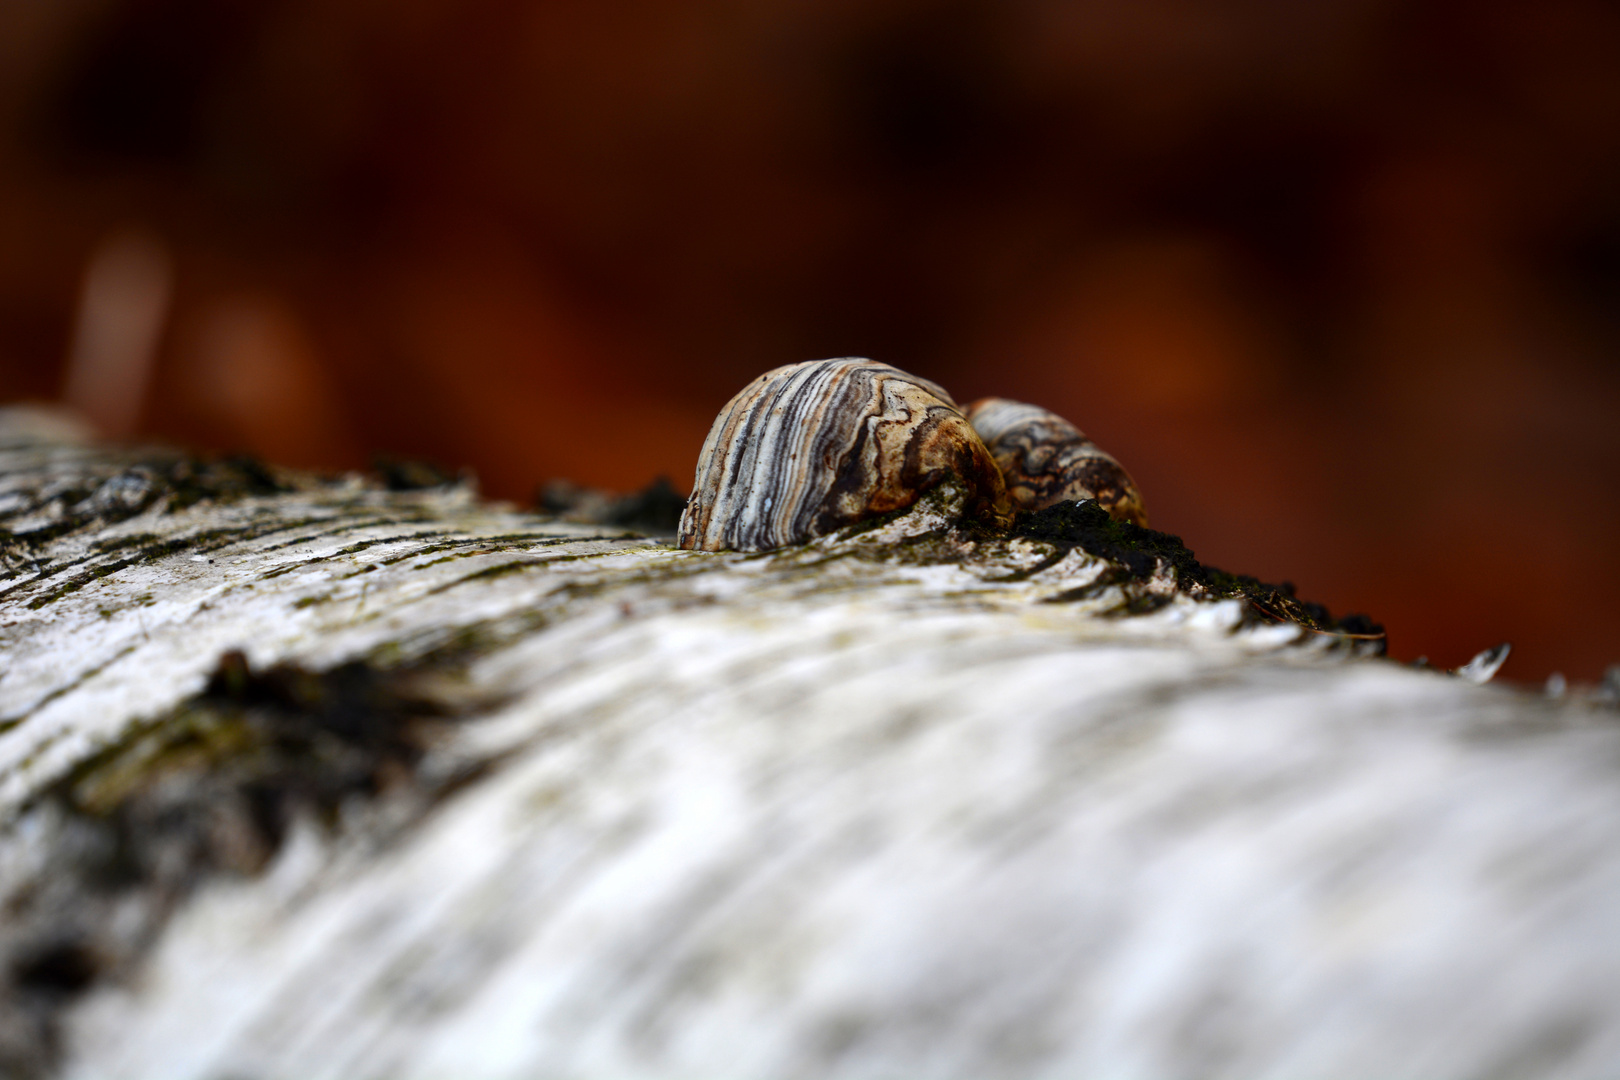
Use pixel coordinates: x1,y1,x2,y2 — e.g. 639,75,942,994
1,406,1618,1080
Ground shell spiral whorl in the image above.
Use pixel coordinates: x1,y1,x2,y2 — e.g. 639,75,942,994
963,397,1147,526
677,358,1011,552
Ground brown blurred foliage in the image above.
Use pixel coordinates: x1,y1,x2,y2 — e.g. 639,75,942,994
2,0,1618,681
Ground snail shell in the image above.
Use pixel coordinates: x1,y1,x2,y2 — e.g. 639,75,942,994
678,358,1011,552
963,397,1148,526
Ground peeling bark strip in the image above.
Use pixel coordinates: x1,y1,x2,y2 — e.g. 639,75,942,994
1,407,1619,1079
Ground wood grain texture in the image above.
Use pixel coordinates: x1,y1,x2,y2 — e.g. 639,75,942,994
2,408,1619,1080
678,359,1010,551
965,397,1148,526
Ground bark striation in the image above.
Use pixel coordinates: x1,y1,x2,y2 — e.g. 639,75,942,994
0,407,1617,1080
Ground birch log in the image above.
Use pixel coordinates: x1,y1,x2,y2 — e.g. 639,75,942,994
1,406,1618,1080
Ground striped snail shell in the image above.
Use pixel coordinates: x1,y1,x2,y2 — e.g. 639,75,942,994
678,358,1012,552
964,397,1148,526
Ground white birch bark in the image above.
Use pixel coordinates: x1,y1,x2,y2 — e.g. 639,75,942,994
1,406,1617,1080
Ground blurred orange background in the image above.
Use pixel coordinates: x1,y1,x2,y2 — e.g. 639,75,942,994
1,0,1617,683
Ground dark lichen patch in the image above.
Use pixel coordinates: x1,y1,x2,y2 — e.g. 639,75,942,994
1,456,303,554
0,648,497,1079
0,527,44,572
58,650,457,819
603,476,688,535
159,455,293,512
372,455,468,493
1015,500,1384,645
537,475,689,535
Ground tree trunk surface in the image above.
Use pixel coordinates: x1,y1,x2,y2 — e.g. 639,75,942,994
1,406,1617,1080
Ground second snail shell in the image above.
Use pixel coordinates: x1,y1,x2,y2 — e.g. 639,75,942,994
964,398,1147,527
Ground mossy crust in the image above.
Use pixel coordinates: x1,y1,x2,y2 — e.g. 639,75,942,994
535,475,689,535
1,454,294,542
0,648,494,1079
1014,500,1385,644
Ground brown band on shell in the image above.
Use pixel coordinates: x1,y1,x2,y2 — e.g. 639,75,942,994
963,397,1148,526
678,358,1011,552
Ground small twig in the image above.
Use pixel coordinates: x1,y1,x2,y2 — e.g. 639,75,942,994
1247,598,1387,641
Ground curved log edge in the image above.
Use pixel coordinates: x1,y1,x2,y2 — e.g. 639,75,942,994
0,406,1617,1079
